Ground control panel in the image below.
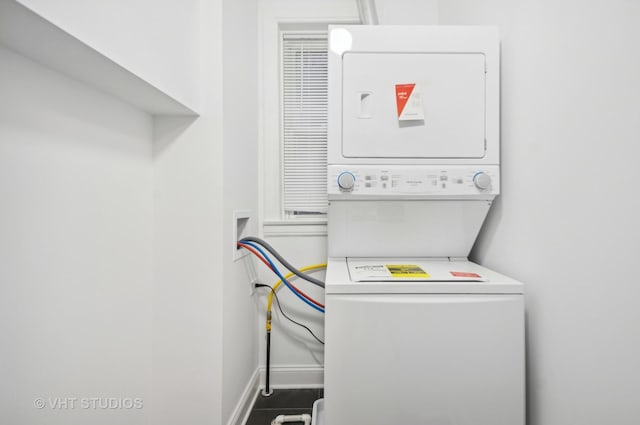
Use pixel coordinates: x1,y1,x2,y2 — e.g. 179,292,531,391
328,165,499,198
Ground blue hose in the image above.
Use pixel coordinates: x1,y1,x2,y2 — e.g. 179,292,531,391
240,240,324,313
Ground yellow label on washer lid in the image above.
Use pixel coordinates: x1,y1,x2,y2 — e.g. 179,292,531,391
385,264,430,278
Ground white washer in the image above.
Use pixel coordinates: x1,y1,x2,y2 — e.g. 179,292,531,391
324,258,525,425
322,25,524,425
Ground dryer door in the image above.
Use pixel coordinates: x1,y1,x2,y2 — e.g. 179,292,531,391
342,52,486,159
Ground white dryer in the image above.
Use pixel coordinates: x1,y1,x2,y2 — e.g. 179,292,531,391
323,25,525,425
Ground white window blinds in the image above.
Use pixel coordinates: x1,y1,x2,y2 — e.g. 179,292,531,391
281,32,328,216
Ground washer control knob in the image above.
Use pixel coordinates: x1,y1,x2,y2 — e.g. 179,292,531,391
473,172,492,191
337,172,356,191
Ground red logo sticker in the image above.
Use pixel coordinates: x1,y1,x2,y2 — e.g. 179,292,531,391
395,83,415,117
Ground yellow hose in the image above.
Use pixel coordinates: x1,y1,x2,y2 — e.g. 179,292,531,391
266,263,327,330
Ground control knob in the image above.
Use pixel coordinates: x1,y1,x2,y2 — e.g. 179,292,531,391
337,172,356,191
473,172,492,191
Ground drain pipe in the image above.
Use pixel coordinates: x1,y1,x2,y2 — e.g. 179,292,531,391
357,0,379,25
271,413,312,425
262,311,273,396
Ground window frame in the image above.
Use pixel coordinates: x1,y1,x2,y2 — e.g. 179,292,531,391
258,1,358,236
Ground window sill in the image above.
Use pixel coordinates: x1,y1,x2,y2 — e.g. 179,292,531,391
263,220,328,237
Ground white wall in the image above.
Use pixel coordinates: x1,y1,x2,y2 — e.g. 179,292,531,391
1,1,230,424
16,0,202,110
439,1,640,424
0,46,153,425
152,1,225,424
221,0,261,422
376,0,438,24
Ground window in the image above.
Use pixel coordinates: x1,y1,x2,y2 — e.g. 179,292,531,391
281,32,328,218
259,4,357,234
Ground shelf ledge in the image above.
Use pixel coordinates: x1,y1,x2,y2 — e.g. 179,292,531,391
0,0,199,117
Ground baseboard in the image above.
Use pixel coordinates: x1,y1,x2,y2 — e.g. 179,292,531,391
226,368,260,425
259,365,324,389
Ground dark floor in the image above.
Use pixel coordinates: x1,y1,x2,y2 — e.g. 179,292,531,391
245,388,323,425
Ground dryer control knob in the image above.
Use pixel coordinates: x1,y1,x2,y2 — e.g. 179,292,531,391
473,172,492,191
337,172,356,191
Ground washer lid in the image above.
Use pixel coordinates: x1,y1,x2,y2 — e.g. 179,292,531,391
324,258,523,295
348,258,486,282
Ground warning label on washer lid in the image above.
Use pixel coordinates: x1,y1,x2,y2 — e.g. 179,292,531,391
386,264,430,278
350,264,430,280
395,83,425,121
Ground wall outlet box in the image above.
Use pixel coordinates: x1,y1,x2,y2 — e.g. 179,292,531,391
233,210,252,262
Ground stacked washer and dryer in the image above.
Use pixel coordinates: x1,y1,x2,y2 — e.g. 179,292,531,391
319,26,525,425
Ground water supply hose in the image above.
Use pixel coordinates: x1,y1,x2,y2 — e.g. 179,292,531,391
262,264,326,395
240,237,325,288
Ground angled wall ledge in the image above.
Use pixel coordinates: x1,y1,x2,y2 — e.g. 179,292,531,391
0,0,199,117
